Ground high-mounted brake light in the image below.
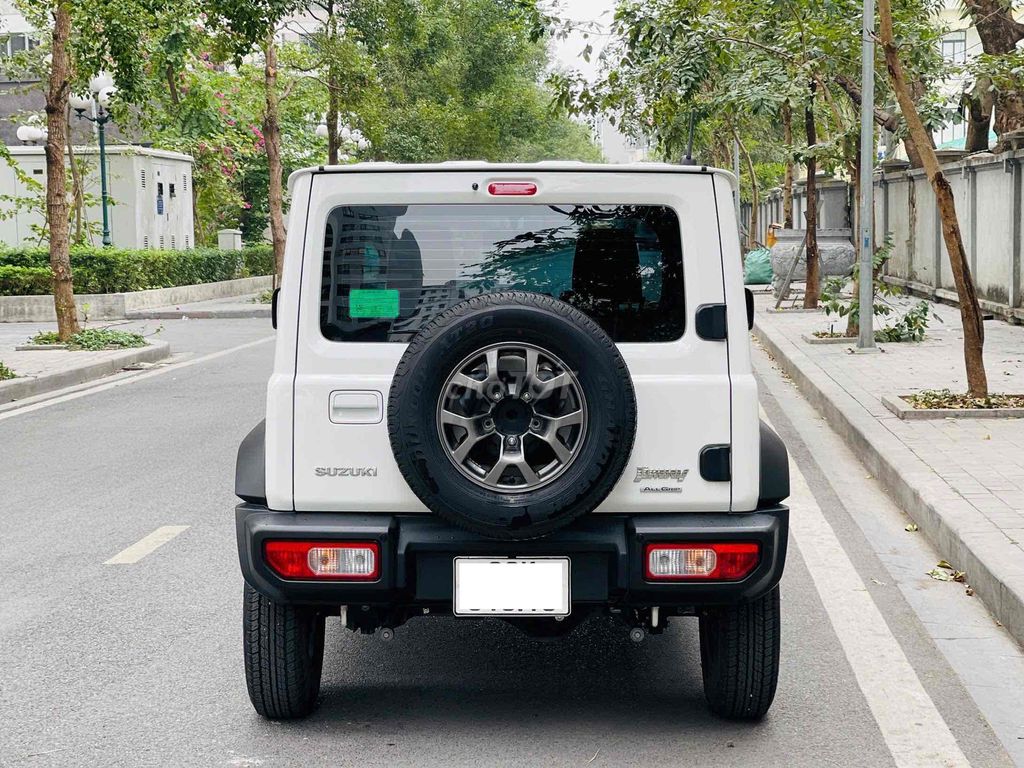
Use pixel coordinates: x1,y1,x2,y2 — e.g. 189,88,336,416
264,540,380,581
644,542,759,581
487,181,537,196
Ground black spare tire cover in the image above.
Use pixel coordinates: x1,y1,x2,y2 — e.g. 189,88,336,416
388,291,637,540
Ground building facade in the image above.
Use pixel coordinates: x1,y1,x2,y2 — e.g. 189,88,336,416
2,1,196,249
0,146,195,250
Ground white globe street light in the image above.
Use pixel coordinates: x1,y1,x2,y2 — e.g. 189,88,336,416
69,93,93,112
16,125,45,143
73,74,118,246
97,86,117,108
89,71,114,93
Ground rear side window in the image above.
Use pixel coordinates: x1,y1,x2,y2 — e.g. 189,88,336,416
318,204,684,343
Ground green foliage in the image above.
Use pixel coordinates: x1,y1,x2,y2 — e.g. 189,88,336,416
875,301,932,342
15,0,179,106
345,0,600,163
0,246,273,295
134,1,601,243
0,265,53,296
0,361,16,381
549,0,950,183
820,235,935,342
30,328,149,351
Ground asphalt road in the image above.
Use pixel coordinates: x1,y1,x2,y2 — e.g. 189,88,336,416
2,318,1023,767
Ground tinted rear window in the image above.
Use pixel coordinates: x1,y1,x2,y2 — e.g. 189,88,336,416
319,204,684,343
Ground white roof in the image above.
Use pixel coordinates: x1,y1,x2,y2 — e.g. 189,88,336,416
287,161,735,194
6,145,194,163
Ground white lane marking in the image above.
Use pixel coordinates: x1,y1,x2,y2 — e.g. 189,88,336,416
0,335,274,422
764,410,970,767
104,525,190,565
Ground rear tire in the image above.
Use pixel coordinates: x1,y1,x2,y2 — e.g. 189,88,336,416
699,587,781,720
243,584,325,719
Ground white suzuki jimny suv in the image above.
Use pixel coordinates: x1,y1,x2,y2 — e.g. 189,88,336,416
235,162,790,721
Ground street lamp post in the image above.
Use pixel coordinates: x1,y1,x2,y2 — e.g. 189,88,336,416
70,73,117,247
857,0,877,349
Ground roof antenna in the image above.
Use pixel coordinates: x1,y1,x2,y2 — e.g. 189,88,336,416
681,110,697,166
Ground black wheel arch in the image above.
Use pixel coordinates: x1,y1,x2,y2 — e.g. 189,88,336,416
758,420,790,508
236,420,267,506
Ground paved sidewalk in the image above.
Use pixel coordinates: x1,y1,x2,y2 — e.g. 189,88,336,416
0,322,170,403
753,293,1024,646
127,293,271,319
0,317,275,403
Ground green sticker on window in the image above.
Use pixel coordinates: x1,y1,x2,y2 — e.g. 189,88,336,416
349,289,400,319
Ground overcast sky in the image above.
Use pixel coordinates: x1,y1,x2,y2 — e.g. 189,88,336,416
548,0,617,82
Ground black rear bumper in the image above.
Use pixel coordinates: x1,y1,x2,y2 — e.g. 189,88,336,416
236,504,789,609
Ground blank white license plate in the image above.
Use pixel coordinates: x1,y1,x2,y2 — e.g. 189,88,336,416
453,557,571,617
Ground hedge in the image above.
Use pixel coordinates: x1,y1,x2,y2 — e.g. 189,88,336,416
0,245,274,296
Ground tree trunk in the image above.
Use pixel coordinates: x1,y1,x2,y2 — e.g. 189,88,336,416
65,109,85,246
835,73,929,168
45,1,80,341
733,130,759,250
166,63,180,106
782,102,794,229
263,35,286,288
846,145,861,337
963,78,994,153
993,93,1024,150
880,0,988,396
325,8,340,165
963,0,1024,152
326,73,340,165
803,83,821,309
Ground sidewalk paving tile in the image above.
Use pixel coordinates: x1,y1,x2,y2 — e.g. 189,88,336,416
754,292,1024,643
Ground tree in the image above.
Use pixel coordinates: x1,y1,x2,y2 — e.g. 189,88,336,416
879,0,989,396
353,0,600,163
43,1,78,340
18,0,170,340
262,36,287,287
803,81,821,308
781,101,795,228
962,0,1024,151
206,0,305,286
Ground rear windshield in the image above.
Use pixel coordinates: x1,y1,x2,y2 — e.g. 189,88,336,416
318,204,684,343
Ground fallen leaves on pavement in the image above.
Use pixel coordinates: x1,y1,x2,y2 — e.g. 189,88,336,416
927,560,966,583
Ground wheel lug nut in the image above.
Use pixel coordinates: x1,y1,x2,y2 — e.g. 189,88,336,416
521,391,532,402
491,389,503,401
483,419,495,431
506,435,519,447
530,419,541,430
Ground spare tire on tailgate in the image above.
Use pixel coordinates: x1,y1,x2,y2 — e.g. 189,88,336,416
388,291,637,540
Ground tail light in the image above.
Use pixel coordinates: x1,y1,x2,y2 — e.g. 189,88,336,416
264,540,380,581
487,181,537,196
644,542,759,581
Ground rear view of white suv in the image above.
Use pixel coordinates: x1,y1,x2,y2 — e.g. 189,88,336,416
235,162,790,721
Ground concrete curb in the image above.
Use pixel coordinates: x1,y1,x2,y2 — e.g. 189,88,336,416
127,305,271,320
0,276,272,322
801,334,856,345
0,340,171,403
882,393,1024,421
753,314,1024,648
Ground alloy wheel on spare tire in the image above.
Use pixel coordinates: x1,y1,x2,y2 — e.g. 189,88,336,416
388,291,637,540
